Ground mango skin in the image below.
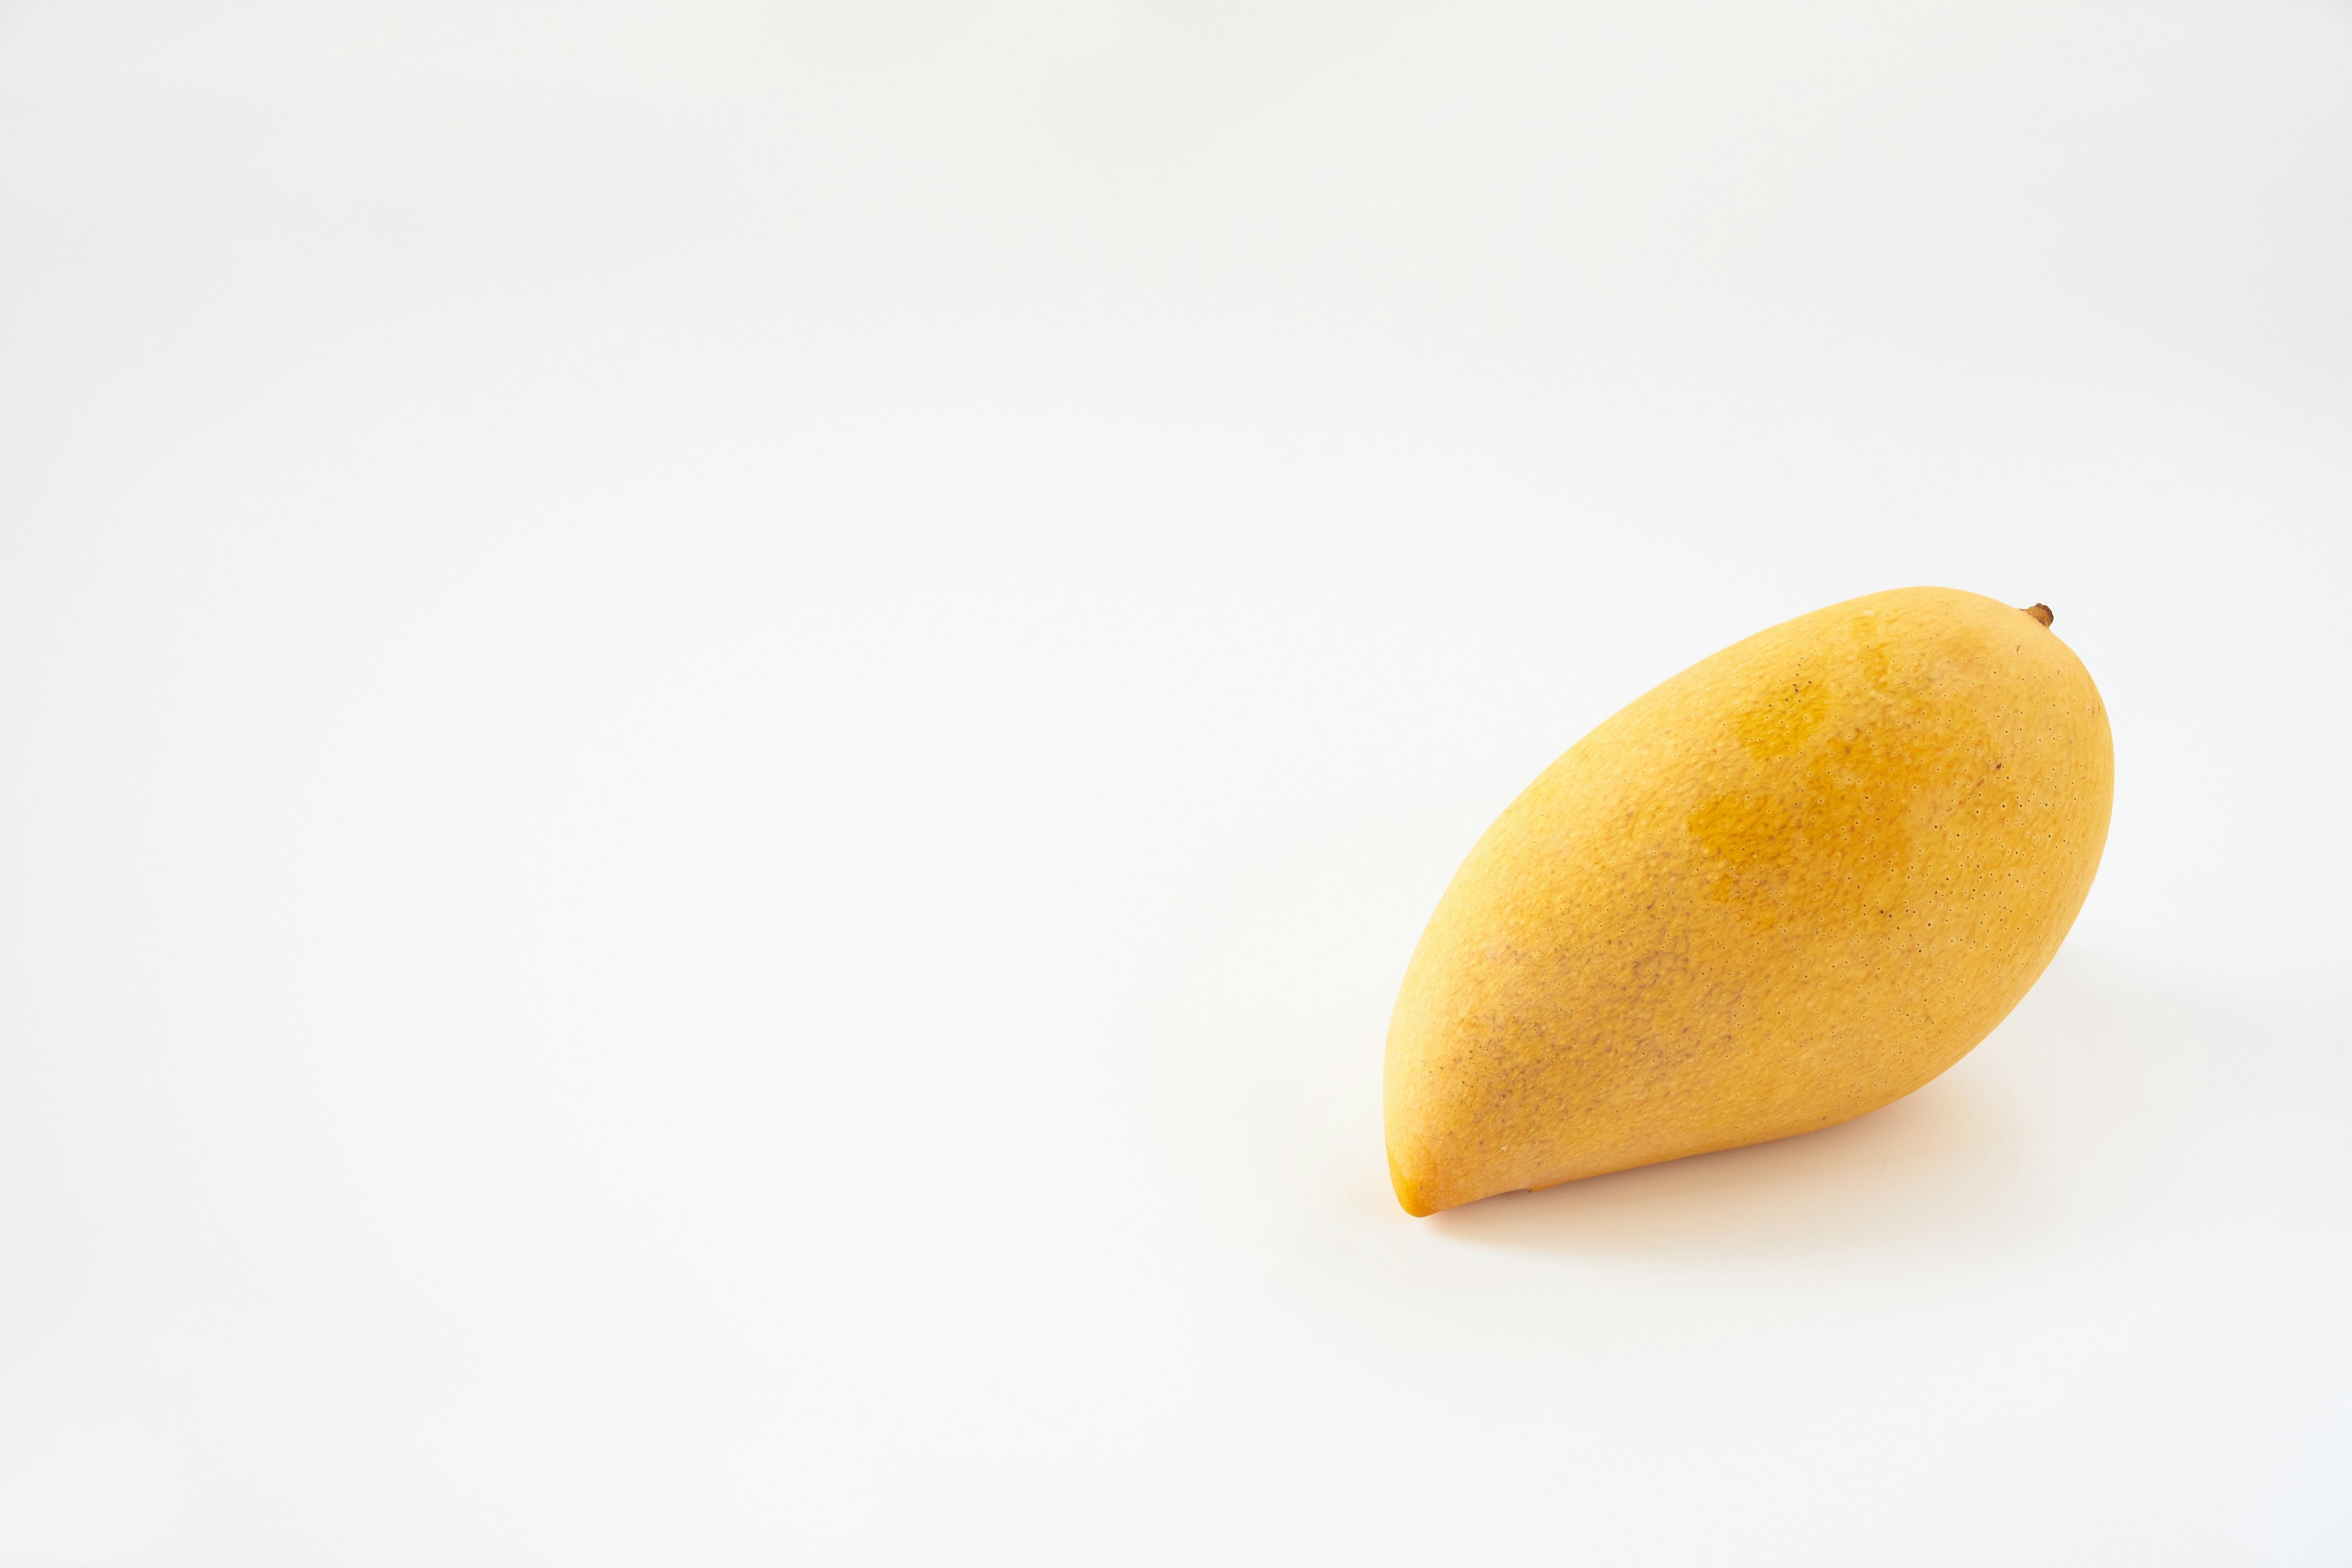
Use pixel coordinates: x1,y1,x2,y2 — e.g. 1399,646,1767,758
1384,587,2113,1216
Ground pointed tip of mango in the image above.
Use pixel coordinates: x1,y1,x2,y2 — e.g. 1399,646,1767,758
1387,1147,1439,1217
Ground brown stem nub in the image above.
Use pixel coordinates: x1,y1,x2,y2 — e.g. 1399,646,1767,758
2021,603,2054,627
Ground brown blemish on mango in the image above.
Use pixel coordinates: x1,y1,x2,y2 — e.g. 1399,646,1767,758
1734,670,1830,758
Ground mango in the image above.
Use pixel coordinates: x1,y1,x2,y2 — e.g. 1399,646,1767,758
1384,587,2112,1216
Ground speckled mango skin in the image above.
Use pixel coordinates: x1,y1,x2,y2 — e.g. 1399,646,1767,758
1384,587,2113,1216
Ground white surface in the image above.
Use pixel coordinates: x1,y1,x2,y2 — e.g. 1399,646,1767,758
2,2,2350,1562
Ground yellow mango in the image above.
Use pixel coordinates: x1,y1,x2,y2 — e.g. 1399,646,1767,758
1384,587,2113,1216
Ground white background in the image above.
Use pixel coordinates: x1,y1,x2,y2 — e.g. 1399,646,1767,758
2,2,2350,1562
